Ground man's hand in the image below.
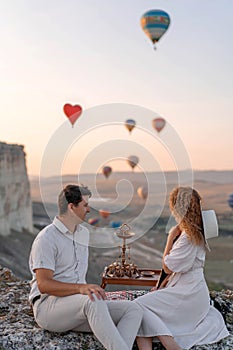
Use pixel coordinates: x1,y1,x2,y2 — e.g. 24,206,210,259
36,269,106,300
79,284,106,301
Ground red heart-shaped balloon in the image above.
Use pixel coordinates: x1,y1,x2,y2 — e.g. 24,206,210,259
63,103,82,126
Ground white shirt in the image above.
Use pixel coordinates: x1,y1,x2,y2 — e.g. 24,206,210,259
164,231,205,273
29,217,89,303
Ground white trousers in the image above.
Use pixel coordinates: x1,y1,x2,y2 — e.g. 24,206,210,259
33,294,143,350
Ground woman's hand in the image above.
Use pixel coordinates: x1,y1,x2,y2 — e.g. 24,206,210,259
150,286,158,292
169,225,181,242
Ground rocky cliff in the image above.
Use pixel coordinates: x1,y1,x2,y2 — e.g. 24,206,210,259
0,266,232,350
0,142,33,236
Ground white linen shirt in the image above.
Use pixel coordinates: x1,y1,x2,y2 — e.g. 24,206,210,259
164,231,205,273
29,217,89,303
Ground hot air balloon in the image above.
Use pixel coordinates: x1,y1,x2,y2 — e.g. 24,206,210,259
141,10,170,49
102,166,112,179
125,119,136,134
228,193,233,210
63,103,82,127
99,209,110,219
152,118,166,133
137,186,148,200
88,217,100,227
127,155,139,171
110,221,122,228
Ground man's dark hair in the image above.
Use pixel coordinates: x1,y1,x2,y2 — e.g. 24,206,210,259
58,184,91,215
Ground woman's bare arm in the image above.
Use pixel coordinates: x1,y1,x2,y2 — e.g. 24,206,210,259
162,225,181,274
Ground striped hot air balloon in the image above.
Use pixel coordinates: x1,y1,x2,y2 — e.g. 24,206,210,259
88,217,100,227
125,119,136,134
141,10,170,49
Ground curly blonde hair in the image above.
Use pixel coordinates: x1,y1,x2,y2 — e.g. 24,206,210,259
169,186,205,246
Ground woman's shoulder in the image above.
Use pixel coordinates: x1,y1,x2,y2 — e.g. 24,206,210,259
179,231,189,240
175,231,192,246
177,231,204,253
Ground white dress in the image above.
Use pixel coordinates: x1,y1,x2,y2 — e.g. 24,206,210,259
134,232,229,349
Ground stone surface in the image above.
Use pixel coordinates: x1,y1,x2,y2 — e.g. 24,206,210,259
0,142,33,236
0,266,232,350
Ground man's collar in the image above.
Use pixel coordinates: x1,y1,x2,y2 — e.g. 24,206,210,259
53,216,80,236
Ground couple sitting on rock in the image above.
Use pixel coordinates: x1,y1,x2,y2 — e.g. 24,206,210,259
29,184,229,350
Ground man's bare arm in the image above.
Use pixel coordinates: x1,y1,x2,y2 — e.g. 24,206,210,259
35,268,106,301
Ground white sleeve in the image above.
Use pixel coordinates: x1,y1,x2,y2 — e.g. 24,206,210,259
164,233,197,273
30,236,57,272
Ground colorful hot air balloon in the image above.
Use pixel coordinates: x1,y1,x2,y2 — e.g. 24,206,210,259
152,118,166,133
110,221,122,228
99,209,110,219
228,193,233,210
141,10,170,49
102,166,112,179
88,217,100,227
137,186,148,200
127,155,139,171
63,103,82,127
125,119,136,134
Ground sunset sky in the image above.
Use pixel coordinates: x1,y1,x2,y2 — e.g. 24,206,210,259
0,0,232,176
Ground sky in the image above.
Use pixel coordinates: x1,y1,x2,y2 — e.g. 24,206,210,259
0,0,233,176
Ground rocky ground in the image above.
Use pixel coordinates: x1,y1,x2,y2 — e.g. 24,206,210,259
0,266,232,350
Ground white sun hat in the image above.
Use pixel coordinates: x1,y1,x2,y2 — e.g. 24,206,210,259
166,210,219,250
201,210,219,240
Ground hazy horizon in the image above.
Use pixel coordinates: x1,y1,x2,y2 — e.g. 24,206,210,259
30,169,233,181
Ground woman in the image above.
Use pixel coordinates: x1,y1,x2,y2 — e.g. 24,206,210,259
134,186,229,350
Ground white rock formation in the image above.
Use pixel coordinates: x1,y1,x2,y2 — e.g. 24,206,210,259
0,142,33,235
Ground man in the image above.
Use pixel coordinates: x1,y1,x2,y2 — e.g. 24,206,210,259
29,184,142,350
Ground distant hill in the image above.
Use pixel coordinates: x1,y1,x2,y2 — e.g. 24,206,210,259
30,170,233,215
